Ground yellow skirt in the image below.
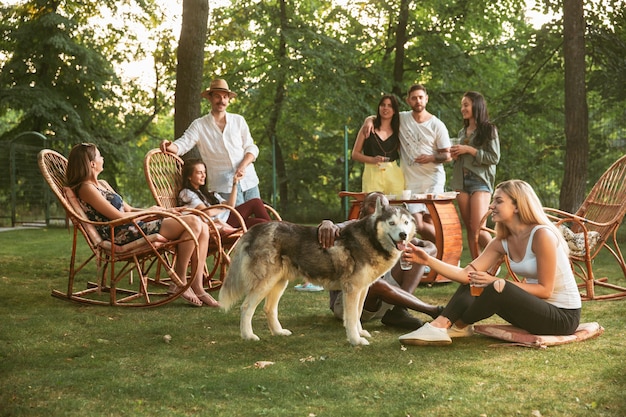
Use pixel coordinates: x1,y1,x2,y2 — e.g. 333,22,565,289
362,162,405,196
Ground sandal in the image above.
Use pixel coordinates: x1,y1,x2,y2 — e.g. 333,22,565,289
197,293,220,308
174,287,202,307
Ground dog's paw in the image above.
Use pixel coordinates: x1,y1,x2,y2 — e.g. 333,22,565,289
348,336,370,346
272,328,292,337
241,333,261,341
359,329,372,338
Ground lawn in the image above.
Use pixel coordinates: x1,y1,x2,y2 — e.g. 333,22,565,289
1,227,625,417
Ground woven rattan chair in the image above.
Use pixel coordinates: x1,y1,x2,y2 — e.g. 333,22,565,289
543,155,626,300
143,149,282,286
38,149,203,307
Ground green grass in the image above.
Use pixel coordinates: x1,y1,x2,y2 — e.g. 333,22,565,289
1,228,626,417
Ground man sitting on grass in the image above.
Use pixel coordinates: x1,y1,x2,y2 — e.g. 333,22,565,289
318,192,443,330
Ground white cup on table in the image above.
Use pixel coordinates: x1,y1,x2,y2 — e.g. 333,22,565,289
402,189,412,200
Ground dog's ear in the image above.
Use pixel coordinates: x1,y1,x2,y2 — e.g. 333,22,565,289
374,196,384,216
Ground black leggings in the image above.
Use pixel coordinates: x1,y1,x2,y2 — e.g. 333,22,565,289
442,282,580,335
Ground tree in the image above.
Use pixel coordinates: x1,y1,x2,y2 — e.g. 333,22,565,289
175,0,209,162
560,0,588,212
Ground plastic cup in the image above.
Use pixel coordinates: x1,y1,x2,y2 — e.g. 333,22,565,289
400,251,413,270
402,190,412,200
470,285,484,296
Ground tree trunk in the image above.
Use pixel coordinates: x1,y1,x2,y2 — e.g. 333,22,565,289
264,0,289,213
392,0,409,97
175,0,209,161
560,0,588,212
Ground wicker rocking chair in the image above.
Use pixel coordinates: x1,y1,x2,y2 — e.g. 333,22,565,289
543,155,626,300
38,149,203,307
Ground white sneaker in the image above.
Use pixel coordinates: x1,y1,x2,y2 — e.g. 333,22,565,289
447,324,474,338
398,322,452,346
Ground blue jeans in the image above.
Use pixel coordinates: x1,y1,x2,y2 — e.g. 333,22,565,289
463,171,491,194
219,184,261,206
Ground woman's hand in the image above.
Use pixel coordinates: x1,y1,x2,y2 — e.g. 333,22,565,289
468,270,497,288
450,144,475,159
450,144,467,159
404,241,431,265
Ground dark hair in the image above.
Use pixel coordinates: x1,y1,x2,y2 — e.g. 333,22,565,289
179,159,220,206
463,91,496,147
66,143,97,191
406,84,427,97
373,94,400,135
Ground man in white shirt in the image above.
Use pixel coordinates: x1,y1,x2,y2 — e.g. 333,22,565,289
160,79,260,206
399,84,451,241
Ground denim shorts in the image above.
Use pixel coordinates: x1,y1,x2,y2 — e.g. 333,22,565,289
463,171,491,194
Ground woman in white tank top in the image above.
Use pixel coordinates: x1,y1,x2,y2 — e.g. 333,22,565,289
397,179,581,346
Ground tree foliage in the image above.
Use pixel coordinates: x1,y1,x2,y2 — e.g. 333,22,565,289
0,0,178,206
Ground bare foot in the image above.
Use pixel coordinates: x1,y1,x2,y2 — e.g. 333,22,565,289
197,293,220,308
219,225,239,237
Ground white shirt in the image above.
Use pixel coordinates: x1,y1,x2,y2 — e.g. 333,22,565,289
173,112,260,193
398,111,450,193
178,188,230,223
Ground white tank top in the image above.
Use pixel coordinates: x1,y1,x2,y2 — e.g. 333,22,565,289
502,225,581,309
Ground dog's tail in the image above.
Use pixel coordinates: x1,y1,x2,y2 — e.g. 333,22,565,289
218,241,250,311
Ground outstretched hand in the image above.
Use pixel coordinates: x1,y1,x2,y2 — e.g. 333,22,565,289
403,240,431,265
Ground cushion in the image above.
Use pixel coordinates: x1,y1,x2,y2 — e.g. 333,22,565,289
473,322,604,348
558,225,601,257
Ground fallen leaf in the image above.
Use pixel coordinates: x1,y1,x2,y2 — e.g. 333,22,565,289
254,361,275,369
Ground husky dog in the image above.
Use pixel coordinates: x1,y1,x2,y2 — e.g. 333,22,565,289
219,198,416,346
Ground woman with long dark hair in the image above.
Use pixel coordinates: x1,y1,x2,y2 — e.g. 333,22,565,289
351,94,404,195
450,91,500,259
178,159,270,234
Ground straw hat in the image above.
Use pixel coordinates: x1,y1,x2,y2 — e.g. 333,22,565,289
200,79,237,99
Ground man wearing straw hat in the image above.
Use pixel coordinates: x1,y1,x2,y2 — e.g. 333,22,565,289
161,79,260,205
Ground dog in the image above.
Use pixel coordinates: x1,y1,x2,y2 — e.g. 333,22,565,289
218,198,416,346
